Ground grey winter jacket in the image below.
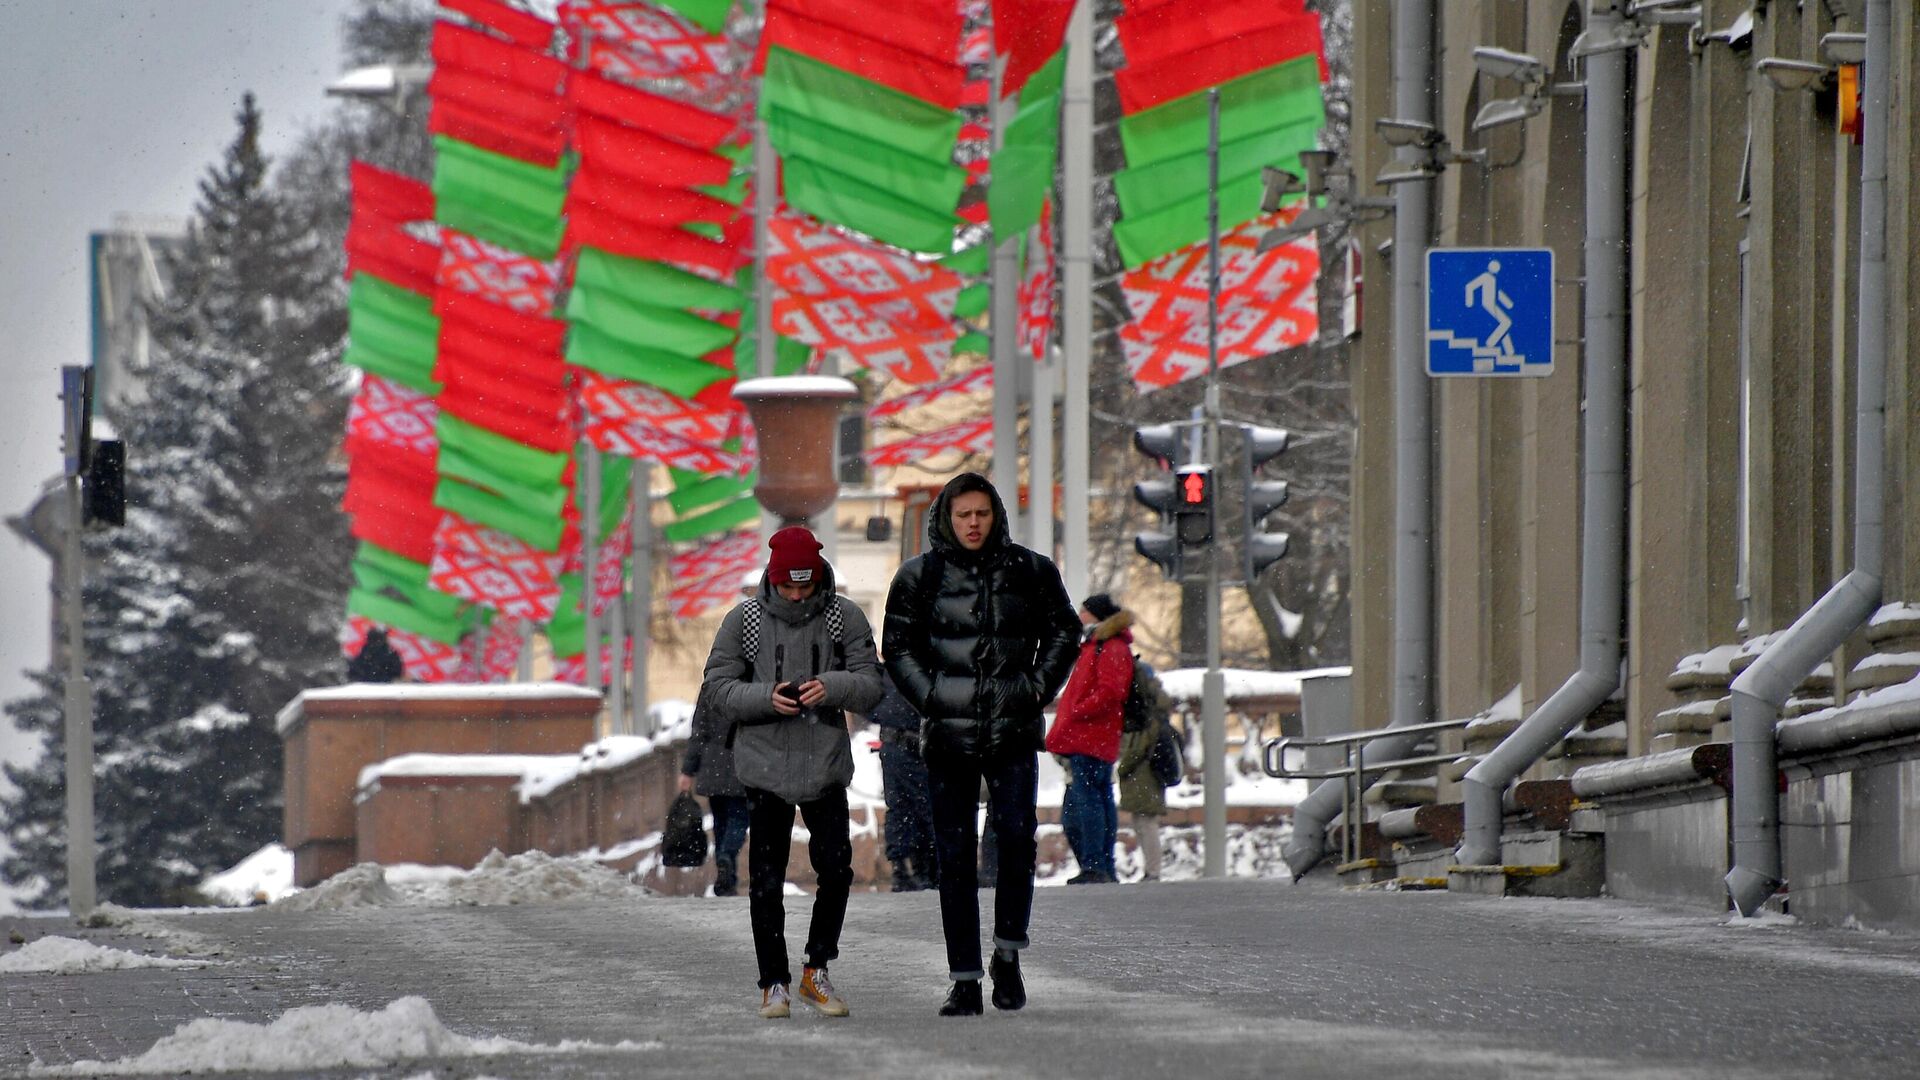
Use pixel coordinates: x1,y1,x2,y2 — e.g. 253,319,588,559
700,562,884,804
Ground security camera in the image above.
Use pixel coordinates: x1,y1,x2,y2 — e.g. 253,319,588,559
1296,149,1337,197
1819,32,1866,66
1569,23,1647,59
1375,118,1443,149
1756,57,1832,93
1472,47,1545,84
1472,96,1542,134
1260,167,1304,212
1256,205,1341,253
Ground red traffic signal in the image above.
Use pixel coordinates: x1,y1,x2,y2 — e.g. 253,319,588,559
1173,466,1213,546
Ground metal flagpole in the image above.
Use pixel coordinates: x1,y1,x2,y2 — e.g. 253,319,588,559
628,462,652,733
583,446,603,721
1029,355,1054,556
1201,87,1227,879
607,479,628,732
59,371,95,917
989,53,1023,539
753,34,778,548
1059,0,1092,599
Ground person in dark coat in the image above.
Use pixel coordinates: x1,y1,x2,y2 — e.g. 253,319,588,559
883,472,1080,1017
867,670,939,892
346,626,405,683
679,691,750,897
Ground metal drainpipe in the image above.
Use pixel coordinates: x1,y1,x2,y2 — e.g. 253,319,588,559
1454,5,1630,867
1283,0,1435,879
1724,0,1887,916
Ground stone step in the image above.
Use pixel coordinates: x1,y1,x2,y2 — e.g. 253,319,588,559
1445,829,1604,899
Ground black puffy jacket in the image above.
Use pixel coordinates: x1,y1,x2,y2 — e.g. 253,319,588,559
883,474,1081,760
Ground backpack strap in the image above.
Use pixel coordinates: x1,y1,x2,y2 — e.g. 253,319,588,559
739,598,763,674
825,597,844,645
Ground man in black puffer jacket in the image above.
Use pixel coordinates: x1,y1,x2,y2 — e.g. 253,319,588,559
883,472,1080,1017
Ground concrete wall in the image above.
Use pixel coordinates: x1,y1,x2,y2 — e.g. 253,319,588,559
1784,760,1920,931
1600,790,1729,909
356,775,529,870
281,689,601,886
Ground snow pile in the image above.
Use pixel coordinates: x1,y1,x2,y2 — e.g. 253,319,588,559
0,936,211,974
77,904,214,956
199,843,297,906
413,850,642,906
29,996,659,1076
273,863,404,911
1157,666,1350,705
274,850,647,911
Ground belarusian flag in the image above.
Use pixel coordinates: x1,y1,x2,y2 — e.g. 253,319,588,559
1112,57,1323,267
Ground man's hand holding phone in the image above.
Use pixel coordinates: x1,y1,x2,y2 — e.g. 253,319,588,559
771,682,802,716
795,678,827,707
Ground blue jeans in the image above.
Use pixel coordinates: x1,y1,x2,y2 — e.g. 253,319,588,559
708,794,751,894
1061,754,1117,879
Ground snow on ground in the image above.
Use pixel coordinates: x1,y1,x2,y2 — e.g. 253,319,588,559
1035,822,1299,885
76,903,217,956
274,849,649,911
0,936,212,974
27,996,659,1077
198,843,297,906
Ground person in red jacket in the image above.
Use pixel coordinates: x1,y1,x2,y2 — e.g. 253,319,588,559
1046,594,1135,884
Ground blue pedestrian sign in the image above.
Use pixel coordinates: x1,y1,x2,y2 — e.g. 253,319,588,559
1426,247,1554,377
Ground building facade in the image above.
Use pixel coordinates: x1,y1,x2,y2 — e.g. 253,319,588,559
1342,1,1920,922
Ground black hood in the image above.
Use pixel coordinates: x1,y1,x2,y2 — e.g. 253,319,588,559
758,547,839,625
926,472,1012,561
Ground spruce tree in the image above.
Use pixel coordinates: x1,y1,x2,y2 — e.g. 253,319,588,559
2,95,351,907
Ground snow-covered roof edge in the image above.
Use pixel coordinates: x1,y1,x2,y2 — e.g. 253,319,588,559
276,682,603,734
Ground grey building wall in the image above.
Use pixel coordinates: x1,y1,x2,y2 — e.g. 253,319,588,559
1344,1,1919,792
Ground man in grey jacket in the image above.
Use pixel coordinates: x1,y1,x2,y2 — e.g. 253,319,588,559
701,526,884,1020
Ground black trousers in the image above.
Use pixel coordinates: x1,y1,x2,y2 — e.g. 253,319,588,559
880,744,937,870
926,746,1038,981
746,785,853,989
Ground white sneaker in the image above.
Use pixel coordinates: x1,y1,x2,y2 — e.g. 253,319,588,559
760,983,792,1019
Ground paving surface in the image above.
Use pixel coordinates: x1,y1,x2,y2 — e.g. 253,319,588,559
6,877,1920,1078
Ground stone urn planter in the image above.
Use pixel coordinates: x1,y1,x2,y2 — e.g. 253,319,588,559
732,375,860,525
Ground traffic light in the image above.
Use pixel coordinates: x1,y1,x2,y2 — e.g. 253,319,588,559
1174,465,1214,546
1241,424,1291,582
1132,423,1181,467
1132,422,1189,579
85,439,126,529
1133,474,1184,579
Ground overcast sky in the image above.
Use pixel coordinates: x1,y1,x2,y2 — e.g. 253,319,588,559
0,0,359,906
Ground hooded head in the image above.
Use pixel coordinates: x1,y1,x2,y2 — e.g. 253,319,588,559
926,472,1011,561
760,526,836,624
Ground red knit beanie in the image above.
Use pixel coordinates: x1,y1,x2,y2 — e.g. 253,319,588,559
766,526,825,586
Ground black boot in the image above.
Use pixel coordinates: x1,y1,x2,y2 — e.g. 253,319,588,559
714,858,737,897
989,951,1025,1011
938,979,984,1017
891,862,918,893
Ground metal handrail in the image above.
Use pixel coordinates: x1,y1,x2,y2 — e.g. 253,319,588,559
1262,718,1471,867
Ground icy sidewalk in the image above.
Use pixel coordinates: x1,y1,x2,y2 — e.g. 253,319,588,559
10,879,1920,1078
